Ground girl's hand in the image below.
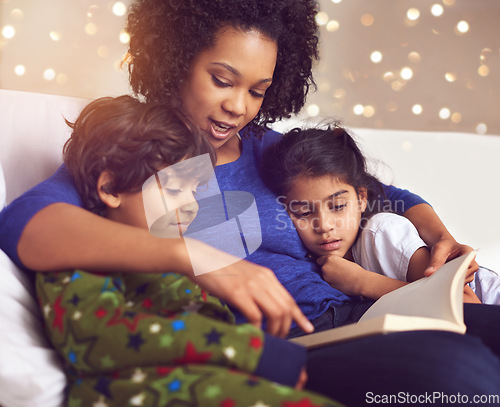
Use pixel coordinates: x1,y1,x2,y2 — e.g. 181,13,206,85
424,237,478,282
463,284,481,304
317,255,367,296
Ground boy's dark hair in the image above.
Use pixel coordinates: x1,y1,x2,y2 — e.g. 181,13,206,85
260,123,386,219
126,0,319,130
63,95,215,216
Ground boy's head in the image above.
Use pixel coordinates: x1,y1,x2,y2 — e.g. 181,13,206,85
64,95,215,235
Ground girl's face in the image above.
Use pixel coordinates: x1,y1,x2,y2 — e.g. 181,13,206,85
286,175,367,259
180,26,277,161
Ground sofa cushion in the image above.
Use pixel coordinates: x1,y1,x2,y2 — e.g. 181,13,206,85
0,250,66,407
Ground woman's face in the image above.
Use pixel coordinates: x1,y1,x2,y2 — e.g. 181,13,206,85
180,26,277,153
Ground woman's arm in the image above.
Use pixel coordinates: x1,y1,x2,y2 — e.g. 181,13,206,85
403,203,478,279
383,185,478,275
18,203,314,337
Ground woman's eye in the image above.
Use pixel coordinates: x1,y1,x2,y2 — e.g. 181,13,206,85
334,204,347,211
295,211,311,218
212,75,230,88
250,89,265,98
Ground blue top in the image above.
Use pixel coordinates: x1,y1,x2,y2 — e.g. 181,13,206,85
0,126,427,324
212,126,427,324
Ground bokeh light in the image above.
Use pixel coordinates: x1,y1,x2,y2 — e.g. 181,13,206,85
431,4,444,17
456,20,469,34
370,51,382,63
2,25,15,39
112,2,127,17
439,108,451,120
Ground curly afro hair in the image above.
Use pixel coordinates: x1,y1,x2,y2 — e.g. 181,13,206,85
126,0,319,129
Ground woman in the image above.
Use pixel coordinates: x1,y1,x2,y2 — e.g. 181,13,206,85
1,0,499,405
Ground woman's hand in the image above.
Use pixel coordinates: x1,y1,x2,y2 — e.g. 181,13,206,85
403,204,478,281
424,236,478,282
185,238,314,338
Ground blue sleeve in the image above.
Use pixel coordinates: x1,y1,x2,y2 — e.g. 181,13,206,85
255,333,307,387
0,164,82,269
382,184,429,215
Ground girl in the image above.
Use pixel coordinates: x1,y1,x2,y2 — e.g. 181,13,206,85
1,0,500,405
261,124,499,304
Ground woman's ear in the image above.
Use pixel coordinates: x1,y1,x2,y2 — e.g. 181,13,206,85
357,187,368,213
97,171,121,209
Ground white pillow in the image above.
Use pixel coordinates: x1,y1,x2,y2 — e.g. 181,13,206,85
0,250,66,407
0,161,5,210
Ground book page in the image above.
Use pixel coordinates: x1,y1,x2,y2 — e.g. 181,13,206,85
359,251,476,327
290,251,475,348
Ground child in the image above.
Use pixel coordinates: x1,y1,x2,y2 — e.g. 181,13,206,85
261,124,500,304
36,96,334,406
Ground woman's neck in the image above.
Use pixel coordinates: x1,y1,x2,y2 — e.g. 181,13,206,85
215,134,242,166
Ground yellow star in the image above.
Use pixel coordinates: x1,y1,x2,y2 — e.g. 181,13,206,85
43,304,51,318
129,393,146,406
131,368,147,383
93,396,108,407
223,346,236,359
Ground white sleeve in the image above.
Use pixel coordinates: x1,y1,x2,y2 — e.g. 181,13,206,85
352,212,427,281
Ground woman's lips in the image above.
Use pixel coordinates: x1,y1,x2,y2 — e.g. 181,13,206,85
319,239,342,251
210,119,235,140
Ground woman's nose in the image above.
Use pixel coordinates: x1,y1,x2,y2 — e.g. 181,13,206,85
222,90,246,117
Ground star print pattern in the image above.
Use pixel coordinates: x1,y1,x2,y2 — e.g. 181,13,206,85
36,269,340,407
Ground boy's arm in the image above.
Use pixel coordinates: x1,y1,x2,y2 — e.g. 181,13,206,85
37,270,307,388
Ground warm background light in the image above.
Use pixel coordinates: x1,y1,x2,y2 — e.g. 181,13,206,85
0,0,498,135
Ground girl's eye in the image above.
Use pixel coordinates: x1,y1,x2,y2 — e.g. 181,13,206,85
294,211,311,218
334,204,347,211
212,75,230,88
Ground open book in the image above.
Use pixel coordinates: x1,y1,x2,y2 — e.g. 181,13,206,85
290,251,476,349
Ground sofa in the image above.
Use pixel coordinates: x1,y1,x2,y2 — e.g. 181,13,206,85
0,88,499,407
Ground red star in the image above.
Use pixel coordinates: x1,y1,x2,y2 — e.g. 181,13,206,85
142,298,153,310
248,336,263,350
282,399,323,407
52,296,67,333
220,399,236,407
201,289,208,301
156,366,174,376
94,308,108,318
174,341,213,364
106,308,152,332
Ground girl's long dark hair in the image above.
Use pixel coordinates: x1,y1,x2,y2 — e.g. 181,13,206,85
260,123,387,221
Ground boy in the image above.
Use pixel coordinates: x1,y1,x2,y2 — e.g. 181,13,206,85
37,96,331,406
